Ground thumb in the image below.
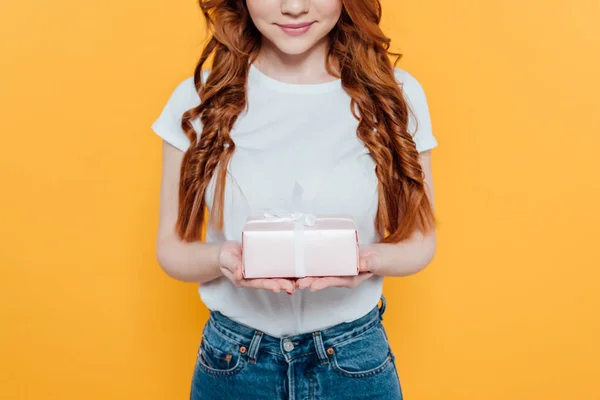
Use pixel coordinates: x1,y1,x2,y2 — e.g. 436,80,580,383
234,266,245,281
358,256,371,273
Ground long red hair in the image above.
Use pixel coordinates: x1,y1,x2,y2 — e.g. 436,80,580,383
176,0,436,243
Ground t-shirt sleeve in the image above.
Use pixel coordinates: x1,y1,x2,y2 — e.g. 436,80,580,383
151,76,201,152
395,69,438,153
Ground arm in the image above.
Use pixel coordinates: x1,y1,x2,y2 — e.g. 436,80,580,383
364,149,437,277
155,140,223,284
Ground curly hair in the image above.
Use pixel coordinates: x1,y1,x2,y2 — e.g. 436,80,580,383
176,0,436,243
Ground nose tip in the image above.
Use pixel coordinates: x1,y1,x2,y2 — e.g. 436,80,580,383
281,0,309,15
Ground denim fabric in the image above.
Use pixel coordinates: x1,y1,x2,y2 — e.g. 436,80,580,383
190,295,402,400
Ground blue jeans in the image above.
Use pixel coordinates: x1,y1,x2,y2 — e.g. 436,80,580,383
190,295,403,399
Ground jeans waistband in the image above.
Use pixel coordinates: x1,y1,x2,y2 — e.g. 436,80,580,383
207,295,387,360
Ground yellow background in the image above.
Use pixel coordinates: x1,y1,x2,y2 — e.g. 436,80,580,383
1,0,599,399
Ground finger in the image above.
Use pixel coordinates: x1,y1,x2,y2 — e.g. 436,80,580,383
310,277,344,291
264,279,283,292
234,266,244,281
234,242,243,254
240,278,281,293
296,277,317,289
359,245,381,271
274,279,295,293
256,279,282,292
311,273,374,291
358,257,370,273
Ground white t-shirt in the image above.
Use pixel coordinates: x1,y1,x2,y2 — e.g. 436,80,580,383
152,64,438,337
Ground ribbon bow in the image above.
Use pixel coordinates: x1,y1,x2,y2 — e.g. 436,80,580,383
263,210,317,226
262,181,316,226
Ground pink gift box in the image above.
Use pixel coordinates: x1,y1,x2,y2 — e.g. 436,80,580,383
242,214,359,279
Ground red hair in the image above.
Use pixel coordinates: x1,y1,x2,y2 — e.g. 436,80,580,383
176,0,436,243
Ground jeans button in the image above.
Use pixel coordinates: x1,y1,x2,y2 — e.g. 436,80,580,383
283,340,294,352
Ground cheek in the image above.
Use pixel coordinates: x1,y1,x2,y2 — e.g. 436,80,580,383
319,0,343,20
244,7,259,33
245,0,275,25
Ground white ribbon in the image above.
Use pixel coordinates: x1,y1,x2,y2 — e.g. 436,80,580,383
258,182,315,277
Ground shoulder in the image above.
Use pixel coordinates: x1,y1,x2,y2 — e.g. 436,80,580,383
392,67,431,113
393,67,426,95
392,67,437,150
164,70,211,111
151,70,211,152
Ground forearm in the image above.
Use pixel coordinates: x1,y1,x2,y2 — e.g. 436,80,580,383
371,230,437,277
155,234,223,283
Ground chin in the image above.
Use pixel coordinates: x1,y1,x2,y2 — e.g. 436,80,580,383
262,26,328,57
272,41,316,56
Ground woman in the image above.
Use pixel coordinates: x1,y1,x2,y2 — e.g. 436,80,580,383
152,0,438,398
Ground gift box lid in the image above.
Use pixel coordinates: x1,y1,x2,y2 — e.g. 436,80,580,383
243,214,358,232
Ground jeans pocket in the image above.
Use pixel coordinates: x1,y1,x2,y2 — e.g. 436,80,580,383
194,323,245,377
329,323,394,378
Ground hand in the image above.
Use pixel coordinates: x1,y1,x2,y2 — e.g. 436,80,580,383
295,244,382,291
218,241,297,295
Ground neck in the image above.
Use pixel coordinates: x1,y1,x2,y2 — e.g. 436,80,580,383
254,36,337,84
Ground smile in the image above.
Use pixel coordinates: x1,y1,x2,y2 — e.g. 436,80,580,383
277,22,315,36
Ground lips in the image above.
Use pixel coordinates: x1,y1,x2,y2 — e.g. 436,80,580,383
276,21,315,36
278,22,314,29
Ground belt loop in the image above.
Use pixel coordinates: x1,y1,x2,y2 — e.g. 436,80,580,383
312,332,329,365
247,331,263,363
378,294,387,321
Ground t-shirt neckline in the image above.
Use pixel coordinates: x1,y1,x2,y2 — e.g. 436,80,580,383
248,63,343,94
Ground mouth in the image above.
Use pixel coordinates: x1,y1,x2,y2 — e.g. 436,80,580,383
276,21,315,36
